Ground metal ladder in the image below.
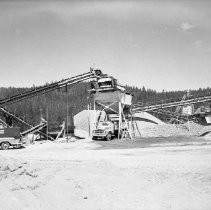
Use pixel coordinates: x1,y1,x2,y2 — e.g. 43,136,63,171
121,112,132,139
121,122,132,139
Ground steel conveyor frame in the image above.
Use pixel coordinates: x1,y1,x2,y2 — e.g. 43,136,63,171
0,68,103,139
0,69,102,107
133,94,211,112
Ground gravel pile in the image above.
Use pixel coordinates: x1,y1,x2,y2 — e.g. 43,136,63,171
133,121,211,138
203,132,211,140
74,110,106,138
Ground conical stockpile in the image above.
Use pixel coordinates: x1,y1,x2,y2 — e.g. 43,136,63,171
74,110,106,138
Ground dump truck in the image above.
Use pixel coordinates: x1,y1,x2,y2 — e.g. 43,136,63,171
92,120,126,141
92,121,115,141
0,127,23,150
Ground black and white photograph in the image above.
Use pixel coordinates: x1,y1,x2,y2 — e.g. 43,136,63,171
0,0,211,209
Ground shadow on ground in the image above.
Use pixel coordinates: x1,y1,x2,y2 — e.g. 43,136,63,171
94,136,211,150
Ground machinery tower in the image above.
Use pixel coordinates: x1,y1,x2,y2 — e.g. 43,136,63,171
90,74,133,139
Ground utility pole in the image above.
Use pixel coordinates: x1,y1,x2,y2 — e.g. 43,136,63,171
66,85,69,142
118,102,122,140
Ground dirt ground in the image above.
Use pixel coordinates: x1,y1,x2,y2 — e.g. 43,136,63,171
1,137,211,210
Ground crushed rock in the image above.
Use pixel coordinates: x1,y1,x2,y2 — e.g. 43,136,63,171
134,122,211,138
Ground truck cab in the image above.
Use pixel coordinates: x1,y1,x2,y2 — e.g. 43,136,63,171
92,121,114,141
0,127,23,150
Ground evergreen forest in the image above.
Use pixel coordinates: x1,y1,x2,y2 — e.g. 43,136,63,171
0,82,211,132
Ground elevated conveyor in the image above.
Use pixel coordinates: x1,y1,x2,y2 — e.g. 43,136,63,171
0,107,54,140
0,69,103,139
133,94,211,112
21,121,47,136
0,69,102,107
1,107,32,127
149,109,193,123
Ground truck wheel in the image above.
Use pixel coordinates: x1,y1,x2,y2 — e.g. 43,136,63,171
106,133,112,141
14,144,21,149
1,142,10,150
92,136,97,140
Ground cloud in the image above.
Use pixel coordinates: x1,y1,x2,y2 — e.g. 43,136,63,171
194,40,211,53
179,22,195,32
194,40,203,48
0,1,207,31
206,47,211,52
9,1,194,26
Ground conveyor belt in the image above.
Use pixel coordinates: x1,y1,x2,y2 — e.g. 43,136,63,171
0,107,54,140
0,69,102,107
21,121,47,136
133,94,211,112
0,69,103,139
149,109,191,123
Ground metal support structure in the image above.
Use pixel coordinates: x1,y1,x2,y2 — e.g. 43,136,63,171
56,121,65,140
0,107,54,140
95,101,119,114
133,94,211,113
93,90,133,140
0,118,9,128
130,105,134,138
66,85,69,141
120,105,132,139
93,99,96,110
132,93,211,126
46,106,49,141
21,121,47,136
118,102,122,140
0,69,103,107
0,68,104,139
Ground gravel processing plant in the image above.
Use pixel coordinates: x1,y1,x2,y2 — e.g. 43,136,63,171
1,69,211,210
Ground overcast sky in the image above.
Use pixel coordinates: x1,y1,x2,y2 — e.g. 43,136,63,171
0,0,211,91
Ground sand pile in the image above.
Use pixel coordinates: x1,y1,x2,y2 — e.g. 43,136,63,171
74,110,106,138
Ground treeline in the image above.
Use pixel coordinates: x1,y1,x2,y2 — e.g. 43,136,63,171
0,83,90,131
125,86,211,104
0,83,211,131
